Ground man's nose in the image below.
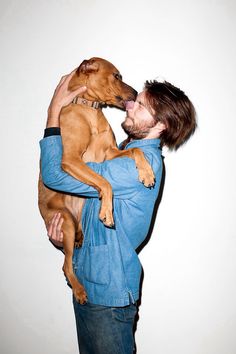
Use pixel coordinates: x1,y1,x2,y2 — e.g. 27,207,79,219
125,100,135,110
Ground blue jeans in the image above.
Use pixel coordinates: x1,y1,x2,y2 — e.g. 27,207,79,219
73,297,137,354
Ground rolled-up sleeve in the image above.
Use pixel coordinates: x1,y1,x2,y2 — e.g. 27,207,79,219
39,136,145,199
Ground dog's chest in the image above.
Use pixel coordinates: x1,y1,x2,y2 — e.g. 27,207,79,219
89,124,99,135
82,127,114,163
81,124,113,163
61,106,117,162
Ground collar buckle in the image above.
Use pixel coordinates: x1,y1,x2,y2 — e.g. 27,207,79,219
72,96,102,110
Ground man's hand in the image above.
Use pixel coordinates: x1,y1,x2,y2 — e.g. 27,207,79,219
47,212,64,248
47,69,87,128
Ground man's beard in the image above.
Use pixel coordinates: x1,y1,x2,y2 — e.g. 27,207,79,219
121,117,156,139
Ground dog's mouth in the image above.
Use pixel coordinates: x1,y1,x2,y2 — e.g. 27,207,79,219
115,96,124,105
124,100,134,111
115,96,135,110
112,96,126,110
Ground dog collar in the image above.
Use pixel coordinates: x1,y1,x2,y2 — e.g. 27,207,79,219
72,96,103,109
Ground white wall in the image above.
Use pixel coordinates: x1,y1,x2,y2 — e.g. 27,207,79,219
1,0,236,353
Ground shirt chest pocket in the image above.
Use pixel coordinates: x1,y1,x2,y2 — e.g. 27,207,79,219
83,244,110,285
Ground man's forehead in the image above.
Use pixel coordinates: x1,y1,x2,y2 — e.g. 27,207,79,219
137,90,155,116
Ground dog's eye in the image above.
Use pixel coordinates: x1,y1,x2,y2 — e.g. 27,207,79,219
113,73,122,80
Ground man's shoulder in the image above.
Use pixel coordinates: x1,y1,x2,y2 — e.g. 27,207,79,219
141,146,163,178
120,138,161,151
118,138,163,173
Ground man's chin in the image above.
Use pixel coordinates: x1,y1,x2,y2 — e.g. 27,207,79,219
121,121,131,135
122,116,133,124
121,122,149,139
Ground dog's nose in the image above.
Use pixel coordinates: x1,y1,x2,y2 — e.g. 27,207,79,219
125,100,135,110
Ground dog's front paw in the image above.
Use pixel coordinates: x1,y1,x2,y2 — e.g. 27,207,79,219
138,167,155,188
99,208,114,228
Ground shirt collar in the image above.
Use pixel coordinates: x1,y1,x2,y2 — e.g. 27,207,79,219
119,138,161,150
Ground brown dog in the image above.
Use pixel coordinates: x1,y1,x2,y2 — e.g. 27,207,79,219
38,57,155,303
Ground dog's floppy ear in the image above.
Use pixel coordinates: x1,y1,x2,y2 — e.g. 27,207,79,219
77,59,99,74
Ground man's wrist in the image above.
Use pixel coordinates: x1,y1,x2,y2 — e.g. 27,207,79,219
46,116,60,128
44,127,61,138
46,106,61,128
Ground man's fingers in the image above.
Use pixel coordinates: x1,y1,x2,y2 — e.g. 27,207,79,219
52,213,61,240
70,85,87,100
60,75,67,83
57,75,68,89
56,69,82,98
47,222,53,237
66,68,78,80
47,213,57,236
57,69,76,89
57,217,64,242
76,85,87,94
62,68,77,86
48,212,61,239
59,231,64,243
49,68,84,112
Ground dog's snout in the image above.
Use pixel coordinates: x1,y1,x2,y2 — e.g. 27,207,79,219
115,95,123,101
124,89,137,102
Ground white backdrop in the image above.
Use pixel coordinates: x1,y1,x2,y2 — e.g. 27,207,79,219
1,0,236,353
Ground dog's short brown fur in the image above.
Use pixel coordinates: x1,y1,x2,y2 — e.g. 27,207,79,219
38,58,155,303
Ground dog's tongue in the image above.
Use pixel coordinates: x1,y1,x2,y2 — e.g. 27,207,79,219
125,100,134,110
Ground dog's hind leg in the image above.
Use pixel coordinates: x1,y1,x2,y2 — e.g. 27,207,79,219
61,212,87,304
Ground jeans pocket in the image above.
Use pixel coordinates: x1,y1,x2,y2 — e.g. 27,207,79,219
124,303,137,321
83,244,110,285
111,304,137,322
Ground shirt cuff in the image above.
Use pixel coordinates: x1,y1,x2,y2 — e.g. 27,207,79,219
44,127,61,138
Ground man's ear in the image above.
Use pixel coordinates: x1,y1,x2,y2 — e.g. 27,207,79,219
156,121,166,133
77,59,99,75
148,121,166,139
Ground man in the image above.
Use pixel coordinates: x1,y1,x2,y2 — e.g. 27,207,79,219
40,70,196,354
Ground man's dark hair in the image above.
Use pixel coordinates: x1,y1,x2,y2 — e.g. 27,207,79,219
144,80,197,150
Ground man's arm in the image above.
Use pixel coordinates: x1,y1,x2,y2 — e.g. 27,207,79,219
40,135,147,200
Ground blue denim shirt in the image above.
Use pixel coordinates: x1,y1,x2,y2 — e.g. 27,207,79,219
40,136,163,306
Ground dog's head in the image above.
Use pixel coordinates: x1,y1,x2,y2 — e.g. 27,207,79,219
68,57,137,109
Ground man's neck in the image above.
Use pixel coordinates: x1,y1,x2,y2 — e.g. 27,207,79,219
120,137,132,149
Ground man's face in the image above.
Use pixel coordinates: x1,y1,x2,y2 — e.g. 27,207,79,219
121,91,156,139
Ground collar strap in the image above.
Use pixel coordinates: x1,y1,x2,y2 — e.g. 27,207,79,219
72,96,103,109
